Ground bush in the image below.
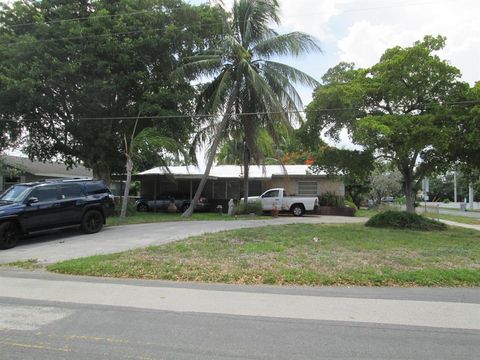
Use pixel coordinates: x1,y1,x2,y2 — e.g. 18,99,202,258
366,211,447,231
344,200,358,212
318,192,345,207
235,201,264,215
443,198,451,204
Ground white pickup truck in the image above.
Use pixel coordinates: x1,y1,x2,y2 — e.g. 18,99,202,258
247,188,318,216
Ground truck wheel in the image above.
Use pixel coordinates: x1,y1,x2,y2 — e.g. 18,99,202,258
0,221,20,250
137,203,149,212
291,204,305,217
81,210,104,234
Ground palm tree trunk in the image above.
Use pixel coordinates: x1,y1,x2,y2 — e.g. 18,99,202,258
119,154,133,224
243,146,250,207
182,93,237,217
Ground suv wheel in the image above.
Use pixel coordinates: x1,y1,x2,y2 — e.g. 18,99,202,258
0,221,20,250
81,210,104,234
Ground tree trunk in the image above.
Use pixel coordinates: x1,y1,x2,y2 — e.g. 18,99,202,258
242,145,250,208
119,154,133,224
404,180,416,213
182,92,238,218
92,164,112,186
181,120,227,217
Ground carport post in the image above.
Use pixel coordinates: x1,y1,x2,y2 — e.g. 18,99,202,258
190,179,193,201
154,175,158,213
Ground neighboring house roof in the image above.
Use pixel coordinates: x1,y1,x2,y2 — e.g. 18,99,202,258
0,155,92,179
139,165,326,179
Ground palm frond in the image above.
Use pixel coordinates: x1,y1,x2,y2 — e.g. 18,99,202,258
261,60,320,88
253,31,321,58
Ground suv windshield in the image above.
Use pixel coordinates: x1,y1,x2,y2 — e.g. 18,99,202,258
0,185,31,203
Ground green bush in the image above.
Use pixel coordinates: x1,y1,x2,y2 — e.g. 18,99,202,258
344,200,358,212
443,199,451,204
235,201,264,215
366,211,447,231
318,192,345,207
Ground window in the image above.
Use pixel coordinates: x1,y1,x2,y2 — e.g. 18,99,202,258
298,181,318,196
263,190,279,198
85,181,109,195
60,184,84,199
30,186,59,202
4,176,20,192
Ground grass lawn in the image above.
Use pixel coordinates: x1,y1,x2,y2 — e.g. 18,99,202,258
355,209,378,218
107,212,271,226
48,224,480,287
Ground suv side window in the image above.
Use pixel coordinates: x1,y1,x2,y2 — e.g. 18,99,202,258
85,181,109,195
30,186,59,202
59,184,84,199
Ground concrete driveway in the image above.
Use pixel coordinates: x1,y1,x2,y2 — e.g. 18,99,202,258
0,216,366,264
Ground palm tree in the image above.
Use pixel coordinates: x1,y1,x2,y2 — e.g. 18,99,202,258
182,0,321,216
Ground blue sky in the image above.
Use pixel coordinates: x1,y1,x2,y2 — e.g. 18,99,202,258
186,0,480,148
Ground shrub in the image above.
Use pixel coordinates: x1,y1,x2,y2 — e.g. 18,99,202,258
235,201,264,215
443,199,451,204
344,200,358,212
366,211,447,231
318,192,345,207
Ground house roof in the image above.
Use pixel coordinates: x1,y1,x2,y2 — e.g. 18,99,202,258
0,155,92,178
139,165,325,179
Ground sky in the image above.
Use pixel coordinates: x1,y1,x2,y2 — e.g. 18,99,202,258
189,0,480,148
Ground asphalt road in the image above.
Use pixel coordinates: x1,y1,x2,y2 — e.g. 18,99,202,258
0,216,366,264
1,270,479,360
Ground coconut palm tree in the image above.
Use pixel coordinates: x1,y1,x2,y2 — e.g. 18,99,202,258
182,0,321,216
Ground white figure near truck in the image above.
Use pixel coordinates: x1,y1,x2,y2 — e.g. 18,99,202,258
245,188,319,216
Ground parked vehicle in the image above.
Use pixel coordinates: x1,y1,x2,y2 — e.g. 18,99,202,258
0,179,115,249
245,188,318,216
135,193,209,213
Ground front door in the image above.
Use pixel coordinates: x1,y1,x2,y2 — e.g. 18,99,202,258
23,185,62,231
261,190,280,211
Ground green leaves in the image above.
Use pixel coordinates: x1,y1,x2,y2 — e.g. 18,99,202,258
0,0,224,177
306,35,469,212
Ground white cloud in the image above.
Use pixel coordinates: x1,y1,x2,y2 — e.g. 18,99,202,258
336,0,480,84
279,0,355,40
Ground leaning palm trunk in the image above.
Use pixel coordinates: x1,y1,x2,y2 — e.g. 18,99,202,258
119,154,133,224
182,93,237,217
119,118,139,224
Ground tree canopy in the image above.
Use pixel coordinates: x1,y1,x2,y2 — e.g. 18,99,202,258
305,35,470,212
0,0,224,181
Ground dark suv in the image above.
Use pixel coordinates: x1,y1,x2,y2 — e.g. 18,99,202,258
0,179,115,249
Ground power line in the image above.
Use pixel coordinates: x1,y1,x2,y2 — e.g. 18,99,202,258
2,10,155,29
1,27,169,47
2,100,479,123
1,0,459,30
0,0,461,46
